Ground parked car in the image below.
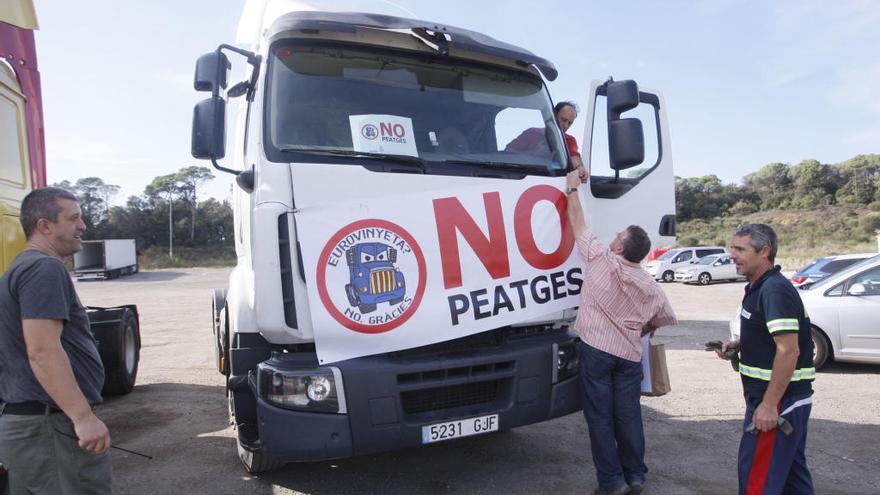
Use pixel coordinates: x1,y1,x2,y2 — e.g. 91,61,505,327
730,254,880,369
646,246,727,282
674,253,745,285
790,253,875,289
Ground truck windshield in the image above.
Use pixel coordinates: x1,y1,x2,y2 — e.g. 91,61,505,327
265,42,569,175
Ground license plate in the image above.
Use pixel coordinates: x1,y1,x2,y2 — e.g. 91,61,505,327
421,414,499,444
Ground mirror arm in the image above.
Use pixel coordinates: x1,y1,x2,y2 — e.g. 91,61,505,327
206,45,262,176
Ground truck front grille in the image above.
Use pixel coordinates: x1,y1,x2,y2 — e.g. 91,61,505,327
401,380,499,415
370,269,397,294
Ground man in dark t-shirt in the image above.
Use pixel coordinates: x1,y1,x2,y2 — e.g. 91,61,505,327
719,224,814,495
0,187,112,494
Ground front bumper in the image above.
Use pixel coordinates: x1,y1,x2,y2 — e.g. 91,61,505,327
248,331,581,462
674,271,695,282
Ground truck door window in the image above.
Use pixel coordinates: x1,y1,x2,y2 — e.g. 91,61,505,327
588,94,660,197
265,43,568,177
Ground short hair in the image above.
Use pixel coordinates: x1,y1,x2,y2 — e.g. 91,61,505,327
554,101,579,116
20,187,78,238
733,223,778,262
622,225,651,263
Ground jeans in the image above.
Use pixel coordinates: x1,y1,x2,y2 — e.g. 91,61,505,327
578,342,647,491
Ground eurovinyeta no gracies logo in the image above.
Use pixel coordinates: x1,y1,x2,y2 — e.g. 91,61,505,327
317,219,426,334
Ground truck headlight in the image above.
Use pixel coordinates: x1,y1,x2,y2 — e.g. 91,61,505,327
257,363,347,413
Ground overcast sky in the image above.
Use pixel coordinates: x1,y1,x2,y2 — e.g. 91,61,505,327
35,0,880,202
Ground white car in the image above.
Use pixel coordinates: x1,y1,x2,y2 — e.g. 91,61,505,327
730,254,880,369
674,253,744,285
646,246,727,282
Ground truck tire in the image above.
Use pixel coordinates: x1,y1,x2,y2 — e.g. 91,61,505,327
359,302,377,314
101,308,140,396
212,289,230,376
345,284,359,306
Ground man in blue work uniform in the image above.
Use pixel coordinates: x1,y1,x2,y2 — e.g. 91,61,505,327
720,223,815,495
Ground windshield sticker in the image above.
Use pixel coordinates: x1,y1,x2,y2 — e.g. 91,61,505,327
349,115,418,157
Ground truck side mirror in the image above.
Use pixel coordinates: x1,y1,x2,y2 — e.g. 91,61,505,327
194,52,230,92
389,248,397,263
346,248,356,266
606,80,645,172
191,97,226,159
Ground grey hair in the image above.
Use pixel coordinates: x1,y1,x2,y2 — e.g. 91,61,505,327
622,225,651,263
733,223,777,262
20,187,78,238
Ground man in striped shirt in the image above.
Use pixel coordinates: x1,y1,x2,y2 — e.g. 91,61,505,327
565,170,677,495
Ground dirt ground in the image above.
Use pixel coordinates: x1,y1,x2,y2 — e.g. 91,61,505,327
75,268,880,495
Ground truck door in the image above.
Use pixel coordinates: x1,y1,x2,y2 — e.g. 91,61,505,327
579,80,676,251
0,61,31,273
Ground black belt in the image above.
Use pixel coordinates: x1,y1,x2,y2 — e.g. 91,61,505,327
1,401,62,415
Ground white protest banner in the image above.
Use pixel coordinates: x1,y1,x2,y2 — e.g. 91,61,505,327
295,176,584,364
349,114,419,157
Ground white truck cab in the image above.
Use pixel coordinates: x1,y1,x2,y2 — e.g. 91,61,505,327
193,2,676,472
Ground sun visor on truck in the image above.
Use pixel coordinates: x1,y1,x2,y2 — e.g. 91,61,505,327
266,11,558,81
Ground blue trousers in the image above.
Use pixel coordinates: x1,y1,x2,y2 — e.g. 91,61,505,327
738,391,814,495
578,342,646,491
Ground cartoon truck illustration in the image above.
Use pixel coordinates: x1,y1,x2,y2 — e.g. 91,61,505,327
344,243,406,314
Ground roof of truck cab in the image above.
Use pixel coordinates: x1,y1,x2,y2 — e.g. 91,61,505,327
265,11,558,81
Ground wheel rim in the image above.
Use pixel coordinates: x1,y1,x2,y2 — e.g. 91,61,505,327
700,274,710,285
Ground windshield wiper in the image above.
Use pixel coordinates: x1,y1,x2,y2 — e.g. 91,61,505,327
278,146,425,171
443,159,556,175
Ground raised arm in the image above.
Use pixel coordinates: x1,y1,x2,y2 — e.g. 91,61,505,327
565,168,589,238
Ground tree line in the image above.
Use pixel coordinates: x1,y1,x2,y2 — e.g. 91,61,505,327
53,154,880,256
675,154,880,222
53,166,233,251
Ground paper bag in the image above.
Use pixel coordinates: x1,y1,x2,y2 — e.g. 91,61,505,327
640,335,671,396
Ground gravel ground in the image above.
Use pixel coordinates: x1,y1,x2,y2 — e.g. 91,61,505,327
74,268,880,494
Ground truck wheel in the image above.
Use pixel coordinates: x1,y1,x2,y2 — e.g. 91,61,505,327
812,326,831,370
698,272,712,285
389,296,404,306
238,442,285,474
662,271,675,283
212,289,230,376
102,308,140,396
359,302,377,314
345,284,359,306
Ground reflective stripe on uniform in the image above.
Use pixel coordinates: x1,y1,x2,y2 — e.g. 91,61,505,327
739,363,816,382
766,318,799,334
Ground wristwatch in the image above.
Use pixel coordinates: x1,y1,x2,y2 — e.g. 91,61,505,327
566,187,578,194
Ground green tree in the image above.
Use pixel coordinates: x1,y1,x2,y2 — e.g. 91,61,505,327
175,166,215,242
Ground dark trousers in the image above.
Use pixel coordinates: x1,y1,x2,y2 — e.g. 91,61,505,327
738,391,814,495
578,342,647,491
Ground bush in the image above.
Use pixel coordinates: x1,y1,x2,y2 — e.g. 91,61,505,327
859,213,880,234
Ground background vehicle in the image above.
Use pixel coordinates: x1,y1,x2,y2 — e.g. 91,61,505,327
790,253,875,289
74,239,139,280
730,254,880,369
0,0,140,395
646,246,727,282
674,253,743,285
193,1,676,472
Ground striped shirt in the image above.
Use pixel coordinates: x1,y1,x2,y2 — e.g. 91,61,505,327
572,228,678,362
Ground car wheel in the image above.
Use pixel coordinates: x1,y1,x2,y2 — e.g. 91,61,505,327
662,271,675,283
811,326,831,370
698,272,712,285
